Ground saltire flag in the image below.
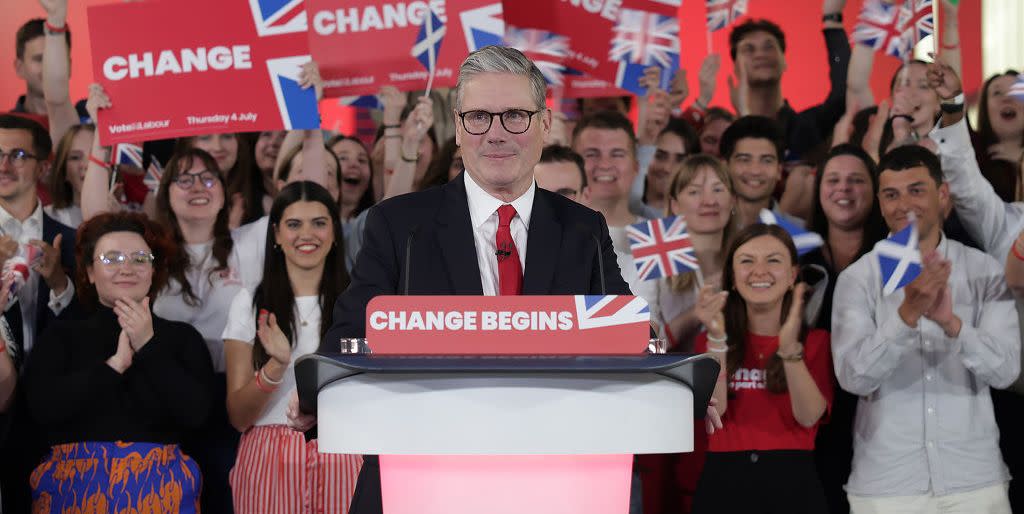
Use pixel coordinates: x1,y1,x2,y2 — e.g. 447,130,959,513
143,156,163,192
852,0,908,58
411,7,447,90
898,0,934,53
503,26,570,86
876,220,921,295
609,9,680,96
627,215,699,281
114,143,144,168
706,0,749,32
1010,76,1024,104
759,209,824,256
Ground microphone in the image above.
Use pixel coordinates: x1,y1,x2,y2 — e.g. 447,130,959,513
495,243,512,261
403,225,420,295
575,223,606,295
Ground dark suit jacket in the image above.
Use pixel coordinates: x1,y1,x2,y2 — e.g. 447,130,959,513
323,171,631,349
0,212,79,513
323,172,631,514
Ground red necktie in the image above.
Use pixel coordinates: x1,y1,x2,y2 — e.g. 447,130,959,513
496,204,522,295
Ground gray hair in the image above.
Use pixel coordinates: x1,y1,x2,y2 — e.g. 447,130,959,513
455,46,547,111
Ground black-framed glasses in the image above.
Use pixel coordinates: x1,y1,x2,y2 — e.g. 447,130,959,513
457,109,541,135
174,170,219,190
95,250,156,268
0,149,39,168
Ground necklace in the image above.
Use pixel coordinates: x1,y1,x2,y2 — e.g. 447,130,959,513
296,300,319,327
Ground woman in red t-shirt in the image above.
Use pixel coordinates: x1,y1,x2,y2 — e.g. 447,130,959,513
690,223,833,514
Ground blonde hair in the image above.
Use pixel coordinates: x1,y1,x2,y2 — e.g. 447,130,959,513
665,154,736,292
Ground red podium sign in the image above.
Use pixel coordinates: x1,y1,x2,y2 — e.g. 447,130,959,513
366,295,650,355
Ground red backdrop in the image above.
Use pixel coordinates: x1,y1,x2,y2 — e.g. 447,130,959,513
1,0,982,131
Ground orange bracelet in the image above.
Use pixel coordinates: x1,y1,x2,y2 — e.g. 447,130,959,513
1012,243,1024,262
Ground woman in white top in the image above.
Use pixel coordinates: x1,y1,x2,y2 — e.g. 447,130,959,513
43,124,93,228
654,154,736,352
223,181,360,514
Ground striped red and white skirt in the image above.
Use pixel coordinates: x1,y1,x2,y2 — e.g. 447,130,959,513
230,424,362,514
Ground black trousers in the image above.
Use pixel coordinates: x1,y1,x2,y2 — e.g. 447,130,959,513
692,450,827,514
349,455,383,514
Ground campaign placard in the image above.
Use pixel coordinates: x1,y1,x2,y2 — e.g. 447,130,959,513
308,0,501,97
365,295,651,355
87,0,320,145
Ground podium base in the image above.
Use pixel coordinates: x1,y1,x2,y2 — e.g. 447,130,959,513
379,454,632,514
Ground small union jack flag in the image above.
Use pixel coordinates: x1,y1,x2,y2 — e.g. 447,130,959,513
609,9,680,95
853,0,908,58
1009,76,1024,104
898,0,934,52
114,143,143,169
143,156,163,192
706,0,748,33
574,295,651,330
503,26,570,86
627,215,699,281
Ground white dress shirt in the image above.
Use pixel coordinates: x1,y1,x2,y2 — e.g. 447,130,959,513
832,235,1019,497
0,202,75,354
463,171,534,296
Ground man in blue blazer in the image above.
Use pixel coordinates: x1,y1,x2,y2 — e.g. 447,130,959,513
317,47,632,514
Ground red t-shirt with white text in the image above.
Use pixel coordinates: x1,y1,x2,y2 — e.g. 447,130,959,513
695,329,834,452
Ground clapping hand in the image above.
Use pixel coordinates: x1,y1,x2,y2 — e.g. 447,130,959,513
114,297,154,351
694,284,728,340
257,309,292,366
898,250,952,328
778,283,807,354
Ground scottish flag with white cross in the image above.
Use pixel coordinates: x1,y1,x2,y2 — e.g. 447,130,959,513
876,221,922,296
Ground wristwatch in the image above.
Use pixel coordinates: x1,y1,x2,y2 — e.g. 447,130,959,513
822,13,843,23
940,92,965,113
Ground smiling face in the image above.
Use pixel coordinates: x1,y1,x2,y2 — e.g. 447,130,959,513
891,62,940,134
819,154,874,231
649,132,687,197
727,137,780,203
274,200,335,271
733,30,786,87
731,234,797,309
670,165,733,235
87,231,154,306
575,127,636,203
168,160,225,224
0,128,45,204
455,72,550,200
986,74,1024,142
64,128,94,198
877,165,948,241
332,139,370,208
192,133,239,174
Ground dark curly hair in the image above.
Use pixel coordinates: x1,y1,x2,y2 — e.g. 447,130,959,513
75,212,177,308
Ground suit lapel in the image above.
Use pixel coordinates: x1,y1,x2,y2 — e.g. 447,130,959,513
436,174,484,295
522,190,561,294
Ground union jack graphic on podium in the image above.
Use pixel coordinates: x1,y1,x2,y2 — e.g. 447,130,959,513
627,215,699,281
706,0,748,32
114,143,143,168
898,0,934,52
574,295,651,330
247,0,307,36
609,9,680,95
504,26,570,86
876,220,922,296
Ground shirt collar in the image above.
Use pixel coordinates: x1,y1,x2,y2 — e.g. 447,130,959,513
0,200,43,233
463,171,535,229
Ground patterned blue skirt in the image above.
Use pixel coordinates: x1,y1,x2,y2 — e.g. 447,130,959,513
30,441,201,513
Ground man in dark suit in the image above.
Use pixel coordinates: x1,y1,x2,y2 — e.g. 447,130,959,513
314,46,632,514
0,114,78,512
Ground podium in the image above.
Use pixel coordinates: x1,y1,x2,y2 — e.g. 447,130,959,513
295,352,719,514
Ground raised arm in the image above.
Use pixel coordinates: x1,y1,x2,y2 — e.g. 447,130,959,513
39,0,79,143
80,84,120,221
383,95,434,199
938,0,962,78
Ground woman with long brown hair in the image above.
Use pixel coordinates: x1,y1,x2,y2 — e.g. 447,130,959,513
691,224,832,513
